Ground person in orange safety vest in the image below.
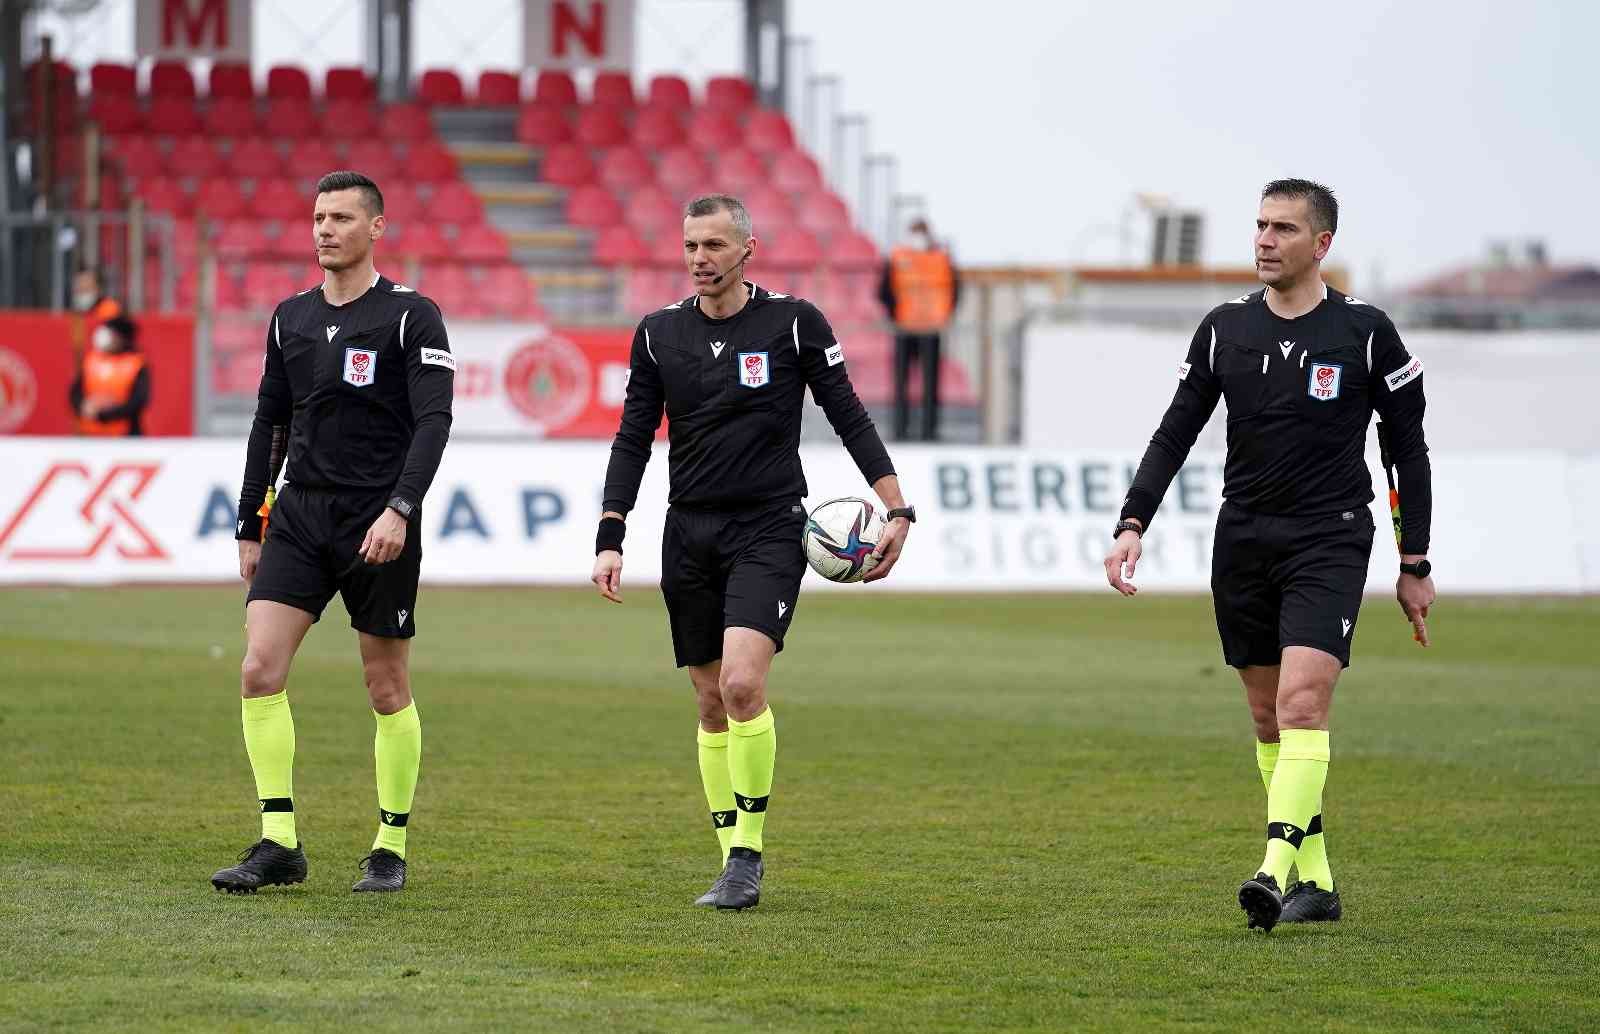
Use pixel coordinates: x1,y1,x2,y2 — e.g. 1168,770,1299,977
70,314,151,436
878,218,959,441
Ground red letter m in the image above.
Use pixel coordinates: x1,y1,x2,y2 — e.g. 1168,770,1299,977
163,0,228,49
552,1,606,59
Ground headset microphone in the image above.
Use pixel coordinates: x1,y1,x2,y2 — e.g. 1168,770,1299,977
709,247,753,285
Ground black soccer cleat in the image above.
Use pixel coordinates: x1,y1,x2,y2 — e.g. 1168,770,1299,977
1238,871,1284,932
211,839,307,894
695,865,732,907
352,848,406,892
1280,880,1342,923
714,850,763,911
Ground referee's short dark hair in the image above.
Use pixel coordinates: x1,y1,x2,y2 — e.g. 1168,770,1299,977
315,171,384,216
1262,178,1337,236
685,194,752,239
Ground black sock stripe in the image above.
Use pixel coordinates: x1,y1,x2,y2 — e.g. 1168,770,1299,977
711,810,737,829
1307,813,1324,836
734,793,769,813
1267,821,1306,849
379,809,410,827
260,797,293,813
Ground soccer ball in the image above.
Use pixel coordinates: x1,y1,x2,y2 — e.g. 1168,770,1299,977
802,497,886,583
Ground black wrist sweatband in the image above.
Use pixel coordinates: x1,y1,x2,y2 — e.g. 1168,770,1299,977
596,516,626,555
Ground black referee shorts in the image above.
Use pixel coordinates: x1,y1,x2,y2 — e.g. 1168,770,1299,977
659,500,808,667
1210,502,1375,669
247,484,421,639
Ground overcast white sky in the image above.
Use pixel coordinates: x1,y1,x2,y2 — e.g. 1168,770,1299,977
29,0,1599,290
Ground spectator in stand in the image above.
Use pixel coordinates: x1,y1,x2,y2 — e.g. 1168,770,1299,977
73,266,124,335
878,218,959,441
70,315,151,436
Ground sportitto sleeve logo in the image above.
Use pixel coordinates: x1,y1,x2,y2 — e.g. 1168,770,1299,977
0,462,169,561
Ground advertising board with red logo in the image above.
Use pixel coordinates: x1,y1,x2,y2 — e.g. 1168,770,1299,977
447,322,644,439
0,311,196,435
1,439,1590,593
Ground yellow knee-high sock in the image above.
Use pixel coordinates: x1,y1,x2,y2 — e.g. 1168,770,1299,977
728,708,776,854
1258,729,1329,887
1294,807,1334,890
372,702,421,858
242,692,297,849
1256,739,1279,793
698,726,737,864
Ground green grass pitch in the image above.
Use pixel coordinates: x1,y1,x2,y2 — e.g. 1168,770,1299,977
2,586,1596,1032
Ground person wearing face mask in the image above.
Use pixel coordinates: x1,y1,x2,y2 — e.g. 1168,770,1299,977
69,315,150,436
878,218,959,441
73,267,124,334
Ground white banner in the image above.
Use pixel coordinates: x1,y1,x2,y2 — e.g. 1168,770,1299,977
0,439,1593,593
524,0,635,71
135,0,251,61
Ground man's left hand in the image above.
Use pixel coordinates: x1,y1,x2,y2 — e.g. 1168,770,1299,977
1397,572,1436,646
360,507,408,565
863,516,910,583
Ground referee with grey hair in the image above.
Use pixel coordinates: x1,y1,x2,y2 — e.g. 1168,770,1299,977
591,193,916,910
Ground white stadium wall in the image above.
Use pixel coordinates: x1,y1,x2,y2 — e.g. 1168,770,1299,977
2,438,1597,593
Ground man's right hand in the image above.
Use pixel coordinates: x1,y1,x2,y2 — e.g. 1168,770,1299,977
592,549,623,603
1104,527,1143,596
238,539,261,587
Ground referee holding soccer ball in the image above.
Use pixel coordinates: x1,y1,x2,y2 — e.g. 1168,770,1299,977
591,194,915,910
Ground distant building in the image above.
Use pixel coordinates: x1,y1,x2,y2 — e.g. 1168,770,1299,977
1400,245,1600,329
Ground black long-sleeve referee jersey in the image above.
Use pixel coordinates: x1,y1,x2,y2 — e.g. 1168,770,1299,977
235,274,455,540
1122,284,1432,554
603,284,895,514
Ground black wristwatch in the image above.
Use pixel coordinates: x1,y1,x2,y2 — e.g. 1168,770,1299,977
1400,558,1432,578
886,506,917,523
387,495,416,521
1113,519,1143,540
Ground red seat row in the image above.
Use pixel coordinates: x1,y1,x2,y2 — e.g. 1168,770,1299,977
516,104,792,153
133,176,484,226
569,182,853,239
421,69,752,111
91,62,377,103
594,224,877,271
207,260,540,321
540,144,821,195
108,136,461,183
88,95,435,140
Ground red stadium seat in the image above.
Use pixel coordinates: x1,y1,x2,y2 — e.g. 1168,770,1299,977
648,230,687,267
516,103,573,147
212,269,249,313
477,70,521,106
214,218,275,260
203,97,261,137
407,140,459,181
591,71,635,109
428,181,483,225
712,147,766,193
22,60,76,133
539,142,595,188
226,137,281,178
656,147,712,196
745,110,794,154
324,100,380,137
771,150,822,192
832,232,880,271
268,223,312,260
632,105,686,149
89,95,143,134
593,224,649,266
482,264,542,318
421,263,478,314
151,60,197,99
289,139,342,178
597,146,655,191
109,136,166,179
574,105,629,148
796,190,852,237
147,97,203,135
647,75,692,110
168,136,227,178
625,186,681,238
392,223,450,260
244,263,302,311
381,182,424,225
252,178,306,221
455,224,510,262
763,228,822,268
263,99,318,138
687,109,742,152
417,69,465,106
741,184,796,229
209,62,254,100
565,184,622,229
345,139,400,179
137,177,190,215
705,76,754,113
266,65,313,102
326,66,375,102
196,180,250,220
534,70,578,107
381,102,433,140
91,62,137,98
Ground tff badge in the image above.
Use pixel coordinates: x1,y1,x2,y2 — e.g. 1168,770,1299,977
1308,362,1342,401
738,351,770,388
344,348,377,387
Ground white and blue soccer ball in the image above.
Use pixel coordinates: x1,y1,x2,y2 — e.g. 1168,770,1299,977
802,497,886,583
